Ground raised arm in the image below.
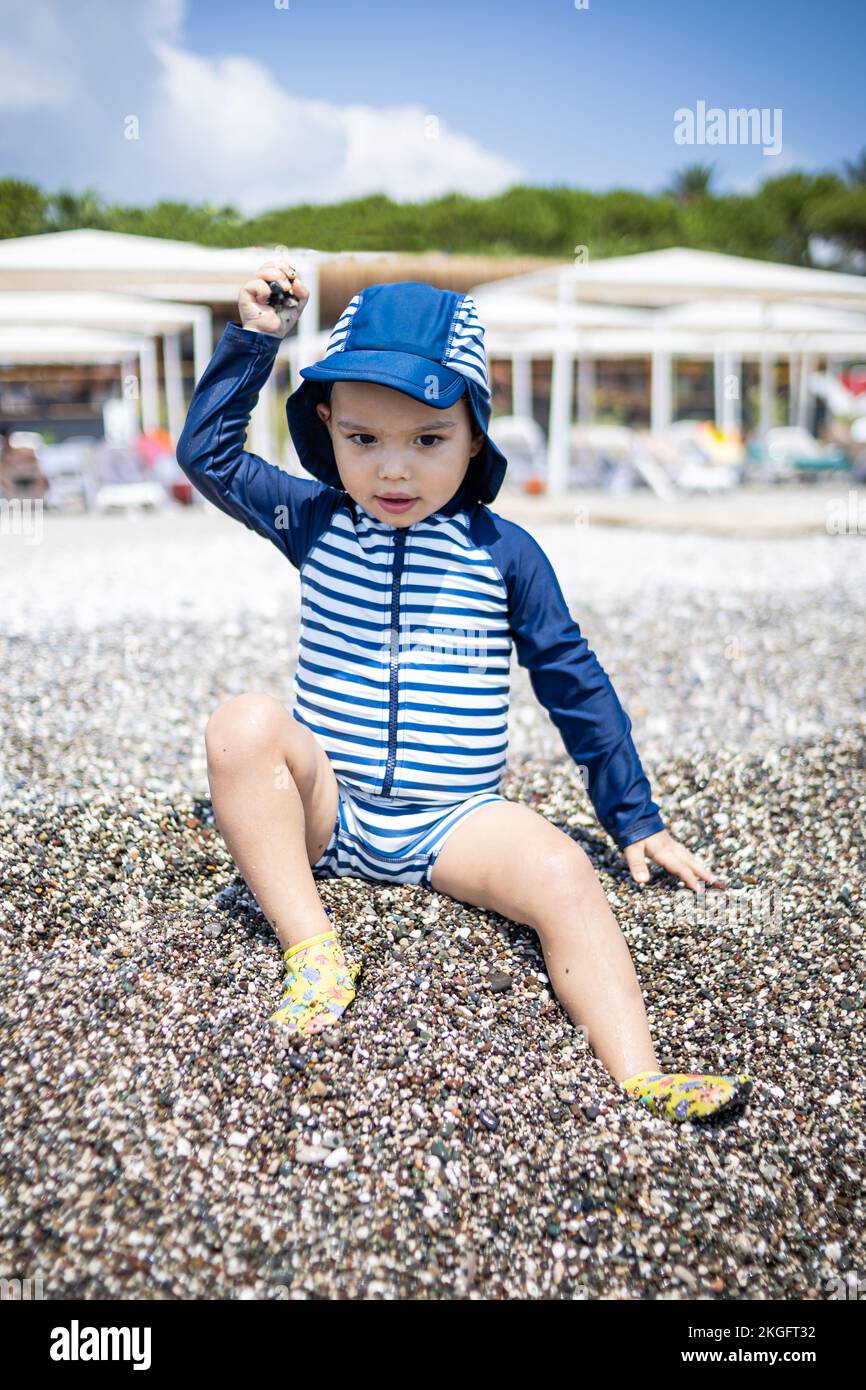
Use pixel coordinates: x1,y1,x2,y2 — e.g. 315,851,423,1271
175,262,338,570
487,516,666,850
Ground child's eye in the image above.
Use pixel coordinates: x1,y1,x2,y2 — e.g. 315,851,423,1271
347,433,442,447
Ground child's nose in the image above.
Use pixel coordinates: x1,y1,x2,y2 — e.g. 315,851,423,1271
378,452,413,476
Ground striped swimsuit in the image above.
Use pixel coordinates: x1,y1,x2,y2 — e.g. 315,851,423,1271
177,323,665,889
295,496,513,885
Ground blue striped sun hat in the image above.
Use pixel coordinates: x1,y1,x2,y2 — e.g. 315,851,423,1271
285,281,508,504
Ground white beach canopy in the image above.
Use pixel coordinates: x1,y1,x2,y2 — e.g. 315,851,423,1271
0,291,215,438
0,325,162,432
655,298,866,333
0,324,154,360
0,228,317,319
482,247,866,307
470,248,866,492
0,229,330,457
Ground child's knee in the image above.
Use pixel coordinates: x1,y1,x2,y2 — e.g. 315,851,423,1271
541,840,596,893
204,691,286,765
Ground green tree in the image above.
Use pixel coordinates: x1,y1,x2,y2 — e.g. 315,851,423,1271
593,189,683,256
664,163,716,204
757,171,844,264
842,147,866,187
44,186,109,231
806,188,866,260
681,192,781,259
0,178,47,238
2,170,865,272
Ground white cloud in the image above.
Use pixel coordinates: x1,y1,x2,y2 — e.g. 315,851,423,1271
0,0,523,212
728,147,814,194
0,0,183,111
0,0,79,111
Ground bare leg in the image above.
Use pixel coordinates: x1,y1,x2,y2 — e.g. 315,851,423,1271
204,692,340,951
428,800,658,1083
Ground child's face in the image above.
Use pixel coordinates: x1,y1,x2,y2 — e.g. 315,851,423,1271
315,380,485,526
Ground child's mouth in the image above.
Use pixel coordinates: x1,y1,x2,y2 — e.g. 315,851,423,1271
376,495,418,513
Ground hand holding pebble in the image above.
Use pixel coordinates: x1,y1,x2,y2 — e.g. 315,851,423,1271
238,252,310,338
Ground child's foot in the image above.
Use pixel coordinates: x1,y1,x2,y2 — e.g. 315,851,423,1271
269,910,361,1035
621,1068,752,1123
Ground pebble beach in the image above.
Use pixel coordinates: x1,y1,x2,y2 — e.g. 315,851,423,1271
1,501,864,1301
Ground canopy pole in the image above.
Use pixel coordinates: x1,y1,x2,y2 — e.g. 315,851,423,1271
796,350,813,431
547,269,574,495
713,348,724,429
759,350,774,438
788,353,800,426
163,331,184,444
298,260,319,337
192,308,213,387
139,340,159,433
547,349,573,496
120,357,141,435
249,366,276,463
721,345,741,434
651,346,672,432
511,353,532,419
577,352,595,426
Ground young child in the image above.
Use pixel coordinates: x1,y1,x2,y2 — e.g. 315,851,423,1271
176,260,753,1125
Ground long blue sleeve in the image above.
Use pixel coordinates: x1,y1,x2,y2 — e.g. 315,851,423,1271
175,321,340,570
473,511,666,850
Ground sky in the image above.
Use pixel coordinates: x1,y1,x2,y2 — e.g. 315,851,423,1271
0,0,863,215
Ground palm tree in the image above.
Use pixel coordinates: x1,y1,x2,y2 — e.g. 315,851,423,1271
664,163,716,204
45,187,108,231
842,148,866,187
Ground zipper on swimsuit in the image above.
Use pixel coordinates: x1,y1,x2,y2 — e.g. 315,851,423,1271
381,528,407,797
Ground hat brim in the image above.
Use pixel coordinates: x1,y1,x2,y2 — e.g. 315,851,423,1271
300,349,467,408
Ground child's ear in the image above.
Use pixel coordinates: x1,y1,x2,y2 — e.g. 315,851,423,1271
315,401,332,427
464,400,485,457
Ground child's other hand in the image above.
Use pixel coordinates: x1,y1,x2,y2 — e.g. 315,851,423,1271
623,829,726,892
238,259,310,338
